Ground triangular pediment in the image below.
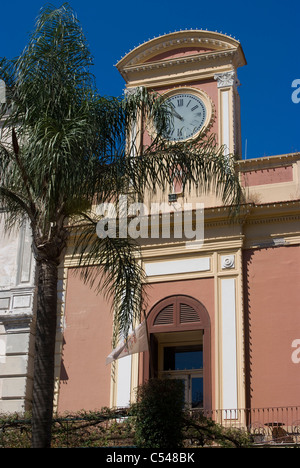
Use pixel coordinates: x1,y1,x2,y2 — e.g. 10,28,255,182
145,46,214,63
116,30,246,84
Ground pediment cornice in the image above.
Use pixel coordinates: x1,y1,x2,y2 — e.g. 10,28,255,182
116,30,246,82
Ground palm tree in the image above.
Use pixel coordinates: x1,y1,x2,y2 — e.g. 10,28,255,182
0,4,243,448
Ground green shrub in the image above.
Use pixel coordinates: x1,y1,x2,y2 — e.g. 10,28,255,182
132,378,185,448
0,408,134,448
184,411,252,448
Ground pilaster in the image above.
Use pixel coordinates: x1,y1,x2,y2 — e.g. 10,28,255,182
0,218,36,413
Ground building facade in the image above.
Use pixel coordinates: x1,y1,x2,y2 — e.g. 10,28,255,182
0,31,300,424
56,31,300,418
0,216,36,412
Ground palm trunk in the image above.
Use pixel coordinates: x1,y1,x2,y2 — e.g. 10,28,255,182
31,257,58,448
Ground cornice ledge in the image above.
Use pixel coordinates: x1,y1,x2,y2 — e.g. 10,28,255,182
122,49,239,74
246,213,300,225
116,30,244,69
141,234,244,259
244,200,300,223
0,311,34,327
236,152,300,172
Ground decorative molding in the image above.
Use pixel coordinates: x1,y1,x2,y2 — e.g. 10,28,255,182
117,30,244,68
0,297,10,310
141,235,244,259
236,152,300,171
16,221,34,285
246,213,300,226
124,50,238,73
214,71,239,88
221,277,238,412
145,256,211,277
0,287,35,322
124,86,142,95
0,312,33,327
221,255,235,269
116,30,246,88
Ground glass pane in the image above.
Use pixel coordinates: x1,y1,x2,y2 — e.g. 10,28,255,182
164,345,203,371
191,377,203,408
175,378,188,404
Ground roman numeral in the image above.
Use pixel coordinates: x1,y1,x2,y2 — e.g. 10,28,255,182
177,99,184,107
191,105,199,111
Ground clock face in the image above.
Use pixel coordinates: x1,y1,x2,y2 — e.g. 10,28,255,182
163,93,207,141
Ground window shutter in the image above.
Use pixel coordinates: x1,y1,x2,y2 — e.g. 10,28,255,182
180,303,200,324
153,304,174,325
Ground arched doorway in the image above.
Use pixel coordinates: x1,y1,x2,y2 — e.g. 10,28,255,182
144,295,211,410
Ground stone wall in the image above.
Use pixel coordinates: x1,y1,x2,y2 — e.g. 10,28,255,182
0,213,36,413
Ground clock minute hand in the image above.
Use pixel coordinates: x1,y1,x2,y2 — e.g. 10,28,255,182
170,108,183,121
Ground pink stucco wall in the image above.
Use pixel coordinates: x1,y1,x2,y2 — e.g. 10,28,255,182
58,273,215,412
58,269,113,413
243,245,300,409
146,47,213,63
144,277,215,324
241,165,293,187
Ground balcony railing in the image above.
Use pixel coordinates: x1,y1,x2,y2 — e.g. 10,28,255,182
197,406,300,445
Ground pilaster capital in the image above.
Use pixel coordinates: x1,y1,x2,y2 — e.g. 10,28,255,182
214,71,239,88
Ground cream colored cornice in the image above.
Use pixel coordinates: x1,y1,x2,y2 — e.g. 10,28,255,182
121,50,239,77
116,29,246,86
245,199,300,224
205,200,300,224
141,234,244,260
117,30,245,67
121,65,235,90
236,152,300,172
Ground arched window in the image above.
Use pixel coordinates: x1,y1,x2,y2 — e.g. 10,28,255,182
144,295,211,410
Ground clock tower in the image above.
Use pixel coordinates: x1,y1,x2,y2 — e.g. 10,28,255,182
114,30,248,413
116,29,246,157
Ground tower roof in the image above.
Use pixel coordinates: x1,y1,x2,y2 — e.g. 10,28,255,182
116,30,246,87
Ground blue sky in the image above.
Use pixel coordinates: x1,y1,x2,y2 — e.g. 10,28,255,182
1,0,299,159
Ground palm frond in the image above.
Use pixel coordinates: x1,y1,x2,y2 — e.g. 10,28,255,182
71,215,146,342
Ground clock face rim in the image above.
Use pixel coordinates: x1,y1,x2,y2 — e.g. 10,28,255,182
160,87,213,143
163,93,206,142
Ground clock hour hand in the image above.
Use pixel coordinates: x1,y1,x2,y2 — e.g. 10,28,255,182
169,107,184,121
